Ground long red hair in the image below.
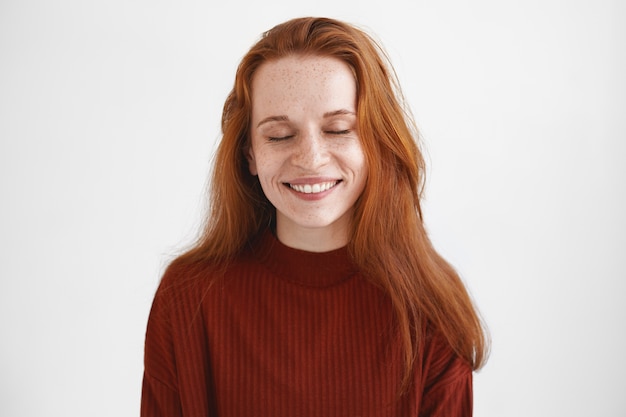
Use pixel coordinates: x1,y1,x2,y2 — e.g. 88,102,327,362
172,17,488,386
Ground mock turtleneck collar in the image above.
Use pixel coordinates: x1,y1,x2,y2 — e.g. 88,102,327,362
253,231,359,287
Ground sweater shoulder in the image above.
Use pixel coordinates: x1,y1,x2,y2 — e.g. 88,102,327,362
154,250,262,311
420,324,473,391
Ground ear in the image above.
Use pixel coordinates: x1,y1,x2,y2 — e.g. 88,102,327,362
246,145,258,176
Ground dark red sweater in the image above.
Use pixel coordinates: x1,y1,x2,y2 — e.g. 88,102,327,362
142,232,473,416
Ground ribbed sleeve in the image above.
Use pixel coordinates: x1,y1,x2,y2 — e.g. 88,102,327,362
142,277,182,416
141,232,474,416
141,373,182,417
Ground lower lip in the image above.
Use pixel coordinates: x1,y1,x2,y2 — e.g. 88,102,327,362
285,182,339,201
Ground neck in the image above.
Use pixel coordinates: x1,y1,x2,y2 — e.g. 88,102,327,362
275,222,349,252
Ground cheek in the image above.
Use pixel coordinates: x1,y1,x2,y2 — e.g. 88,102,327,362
249,142,266,172
351,145,368,175
247,151,258,176
353,149,369,193
254,151,282,185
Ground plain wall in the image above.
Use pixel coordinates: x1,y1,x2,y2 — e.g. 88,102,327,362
1,1,624,416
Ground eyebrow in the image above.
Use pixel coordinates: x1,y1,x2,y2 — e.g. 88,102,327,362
256,115,289,128
323,109,356,118
256,109,356,128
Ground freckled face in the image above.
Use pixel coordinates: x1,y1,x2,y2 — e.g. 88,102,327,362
247,55,368,249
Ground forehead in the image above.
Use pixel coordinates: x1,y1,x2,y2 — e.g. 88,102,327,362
253,55,352,82
250,55,356,112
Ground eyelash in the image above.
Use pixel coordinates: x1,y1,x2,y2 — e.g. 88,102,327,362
328,130,351,135
268,135,294,142
267,130,351,141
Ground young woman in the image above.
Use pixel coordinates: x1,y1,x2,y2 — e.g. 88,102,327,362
142,17,488,417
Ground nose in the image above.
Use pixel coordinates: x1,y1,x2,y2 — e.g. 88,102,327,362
291,130,329,171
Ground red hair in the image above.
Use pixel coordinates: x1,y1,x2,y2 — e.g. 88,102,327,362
173,17,488,387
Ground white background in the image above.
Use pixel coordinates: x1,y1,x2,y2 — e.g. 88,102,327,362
1,1,624,416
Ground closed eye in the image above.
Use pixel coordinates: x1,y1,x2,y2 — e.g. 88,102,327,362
268,135,294,141
326,130,351,135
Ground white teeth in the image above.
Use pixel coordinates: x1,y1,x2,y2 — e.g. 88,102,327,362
289,181,338,194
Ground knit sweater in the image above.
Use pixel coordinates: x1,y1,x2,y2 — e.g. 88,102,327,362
141,232,473,416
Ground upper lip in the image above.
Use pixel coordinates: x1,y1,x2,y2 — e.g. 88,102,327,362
284,177,340,185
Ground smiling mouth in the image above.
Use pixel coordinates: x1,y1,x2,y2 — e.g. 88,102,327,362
287,180,340,194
